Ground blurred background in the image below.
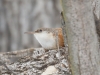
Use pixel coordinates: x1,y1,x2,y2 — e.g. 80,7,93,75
0,0,62,52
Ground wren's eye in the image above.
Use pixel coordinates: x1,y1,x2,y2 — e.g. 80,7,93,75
39,29,42,32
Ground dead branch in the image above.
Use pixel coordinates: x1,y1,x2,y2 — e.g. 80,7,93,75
0,47,70,75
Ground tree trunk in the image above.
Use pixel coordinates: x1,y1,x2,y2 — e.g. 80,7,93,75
61,0,100,75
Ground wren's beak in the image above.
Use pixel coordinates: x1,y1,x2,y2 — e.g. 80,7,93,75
24,31,34,34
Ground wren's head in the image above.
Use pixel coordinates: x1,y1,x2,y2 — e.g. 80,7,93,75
25,28,64,49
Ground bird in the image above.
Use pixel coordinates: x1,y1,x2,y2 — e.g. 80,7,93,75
25,28,65,50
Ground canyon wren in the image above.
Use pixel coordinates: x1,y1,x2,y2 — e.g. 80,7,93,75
25,28,65,50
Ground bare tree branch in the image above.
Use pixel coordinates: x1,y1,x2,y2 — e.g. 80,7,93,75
0,47,70,75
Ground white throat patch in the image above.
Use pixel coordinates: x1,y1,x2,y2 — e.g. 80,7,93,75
34,31,57,49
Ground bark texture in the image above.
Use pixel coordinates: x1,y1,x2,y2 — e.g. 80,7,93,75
0,47,70,75
61,0,100,75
